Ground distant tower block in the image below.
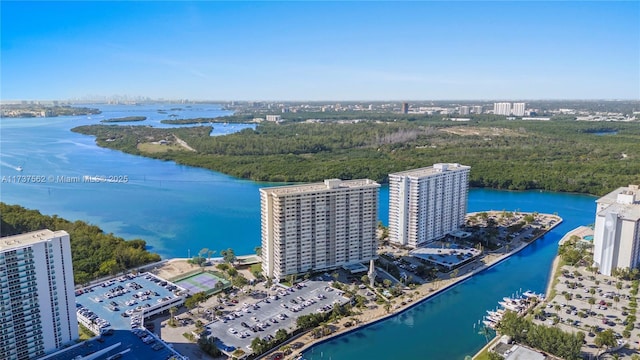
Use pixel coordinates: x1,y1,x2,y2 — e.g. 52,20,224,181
401,102,409,114
368,259,377,287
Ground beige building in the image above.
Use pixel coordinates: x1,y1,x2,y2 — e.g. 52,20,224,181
265,114,281,122
260,179,380,280
0,230,78,360
389,163,470,248
593,185,640,276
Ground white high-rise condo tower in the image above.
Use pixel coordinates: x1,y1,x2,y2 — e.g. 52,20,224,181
0,230,78,360
512,102,526,116
389,163,470,248
260,179,380,280
493,102,512,116
593,185,640,276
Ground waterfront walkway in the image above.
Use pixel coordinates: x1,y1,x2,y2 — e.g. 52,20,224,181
288,212,563,359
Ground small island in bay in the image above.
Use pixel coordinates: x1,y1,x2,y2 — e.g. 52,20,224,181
100,116,147,123
160,117,218,125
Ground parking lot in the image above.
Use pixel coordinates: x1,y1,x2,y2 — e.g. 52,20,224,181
76,272,185,332
536,264,640,358
206,280,349,355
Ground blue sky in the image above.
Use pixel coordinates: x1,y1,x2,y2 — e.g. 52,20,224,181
1,1,638,100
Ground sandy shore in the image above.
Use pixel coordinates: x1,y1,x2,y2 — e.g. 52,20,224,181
154,258,200,280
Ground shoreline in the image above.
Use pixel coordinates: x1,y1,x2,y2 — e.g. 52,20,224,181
471,225,593,360
286,212,563,359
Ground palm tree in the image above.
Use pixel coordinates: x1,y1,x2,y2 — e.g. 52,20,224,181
321,323,331,336
430,267,439,280
279,344,292,355
288,273,297,286
198,248,209,268
533,308,544,320
384,301,392,314
450,268,459,279
169,306,177,326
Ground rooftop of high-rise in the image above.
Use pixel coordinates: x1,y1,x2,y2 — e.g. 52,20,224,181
596,184,640,221
0,229,68,251
260,178,379,196
389,163,470,178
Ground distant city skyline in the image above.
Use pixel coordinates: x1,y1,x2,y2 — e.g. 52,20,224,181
1,1,638,101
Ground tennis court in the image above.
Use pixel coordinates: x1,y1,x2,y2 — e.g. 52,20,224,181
175,271,230,295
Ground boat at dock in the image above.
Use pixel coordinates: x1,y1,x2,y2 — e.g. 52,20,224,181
522,290,544,300
498,301,523,312
481,290,539,329
482,320,497,328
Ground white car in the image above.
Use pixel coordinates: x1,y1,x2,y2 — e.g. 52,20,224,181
228,328,237,334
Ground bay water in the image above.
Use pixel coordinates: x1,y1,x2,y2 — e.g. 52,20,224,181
0,104,597,358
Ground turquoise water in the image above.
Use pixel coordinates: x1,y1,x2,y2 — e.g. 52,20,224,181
0,105,598,358
305,190,596,359
1,105,258,256
584,235,594,241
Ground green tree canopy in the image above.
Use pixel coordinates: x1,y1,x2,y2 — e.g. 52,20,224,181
0,203,160,284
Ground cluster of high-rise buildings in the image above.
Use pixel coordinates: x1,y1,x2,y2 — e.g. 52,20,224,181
493,102,526,116
593,185,640,276
259,170,640,283
458,105,483,115
260,163,471,280
0,163,471,359
4,162,638,359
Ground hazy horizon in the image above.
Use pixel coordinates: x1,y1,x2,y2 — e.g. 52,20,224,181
3,98,639,104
